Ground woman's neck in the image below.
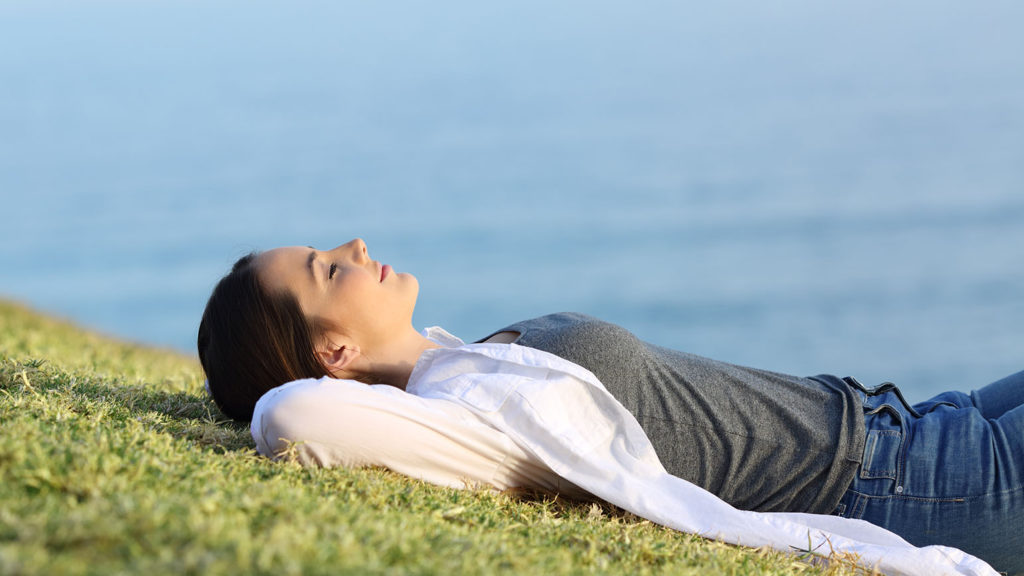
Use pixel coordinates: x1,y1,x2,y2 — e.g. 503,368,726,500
360,328,440,389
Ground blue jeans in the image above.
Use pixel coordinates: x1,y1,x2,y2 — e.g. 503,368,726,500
834,370,1024,574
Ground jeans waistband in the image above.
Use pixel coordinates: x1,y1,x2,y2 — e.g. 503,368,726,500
842,376,923,418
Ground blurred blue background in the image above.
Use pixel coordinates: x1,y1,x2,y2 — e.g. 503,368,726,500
1,0,1021,400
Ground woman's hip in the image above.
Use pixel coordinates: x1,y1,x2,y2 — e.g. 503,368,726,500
834,376,1024,573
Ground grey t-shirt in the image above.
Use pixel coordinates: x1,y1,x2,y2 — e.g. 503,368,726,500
480,313,865,514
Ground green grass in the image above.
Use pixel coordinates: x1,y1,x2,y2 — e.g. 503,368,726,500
0,299,866,575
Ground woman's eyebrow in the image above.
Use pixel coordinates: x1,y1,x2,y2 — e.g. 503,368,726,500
307,249,319,285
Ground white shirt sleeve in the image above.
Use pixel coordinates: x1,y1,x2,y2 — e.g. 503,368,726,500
250,376,589,497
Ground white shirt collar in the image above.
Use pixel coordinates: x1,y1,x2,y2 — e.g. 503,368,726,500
421,325,465,348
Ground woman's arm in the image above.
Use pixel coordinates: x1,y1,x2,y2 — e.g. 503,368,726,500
251,376,583,495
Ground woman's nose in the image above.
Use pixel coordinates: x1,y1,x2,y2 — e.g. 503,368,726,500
336,238,368,262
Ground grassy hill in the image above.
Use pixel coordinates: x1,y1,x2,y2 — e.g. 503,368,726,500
0,299,859,575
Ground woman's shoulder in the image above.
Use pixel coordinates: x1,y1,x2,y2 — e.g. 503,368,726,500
488,312,632,339
507,312,640,352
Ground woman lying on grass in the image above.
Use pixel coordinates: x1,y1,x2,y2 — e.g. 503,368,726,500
198,239,1020,576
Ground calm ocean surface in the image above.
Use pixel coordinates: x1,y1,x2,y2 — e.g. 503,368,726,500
1,1,1021,401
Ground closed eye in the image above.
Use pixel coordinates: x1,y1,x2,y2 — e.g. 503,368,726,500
328,263,338,279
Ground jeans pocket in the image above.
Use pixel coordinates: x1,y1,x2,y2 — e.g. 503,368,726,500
861,430,901,479
860,405,904,480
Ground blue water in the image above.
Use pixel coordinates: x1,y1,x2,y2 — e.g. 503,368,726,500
1,1,1022,401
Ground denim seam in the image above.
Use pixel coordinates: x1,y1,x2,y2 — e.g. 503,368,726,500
851,493,867,518
841,483,1024,504
841,488,967,504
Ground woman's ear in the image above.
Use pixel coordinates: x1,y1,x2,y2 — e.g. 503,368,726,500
317,338,361,377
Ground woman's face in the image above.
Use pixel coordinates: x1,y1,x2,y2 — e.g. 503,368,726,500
256,238,420,350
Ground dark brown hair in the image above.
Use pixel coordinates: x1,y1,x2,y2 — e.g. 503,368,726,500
197,252,330,422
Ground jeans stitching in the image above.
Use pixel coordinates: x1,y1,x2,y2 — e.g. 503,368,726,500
842,488,968,505
841,482,1024,504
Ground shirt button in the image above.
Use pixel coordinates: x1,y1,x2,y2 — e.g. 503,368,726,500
895,486,904,494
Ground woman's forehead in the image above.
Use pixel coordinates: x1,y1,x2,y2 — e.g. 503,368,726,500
256,246,314,293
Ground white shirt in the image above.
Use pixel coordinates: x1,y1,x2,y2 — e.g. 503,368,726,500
250,327,589,498
252,328,996,576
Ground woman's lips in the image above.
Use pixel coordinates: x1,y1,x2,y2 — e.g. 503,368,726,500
381,264,391,281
